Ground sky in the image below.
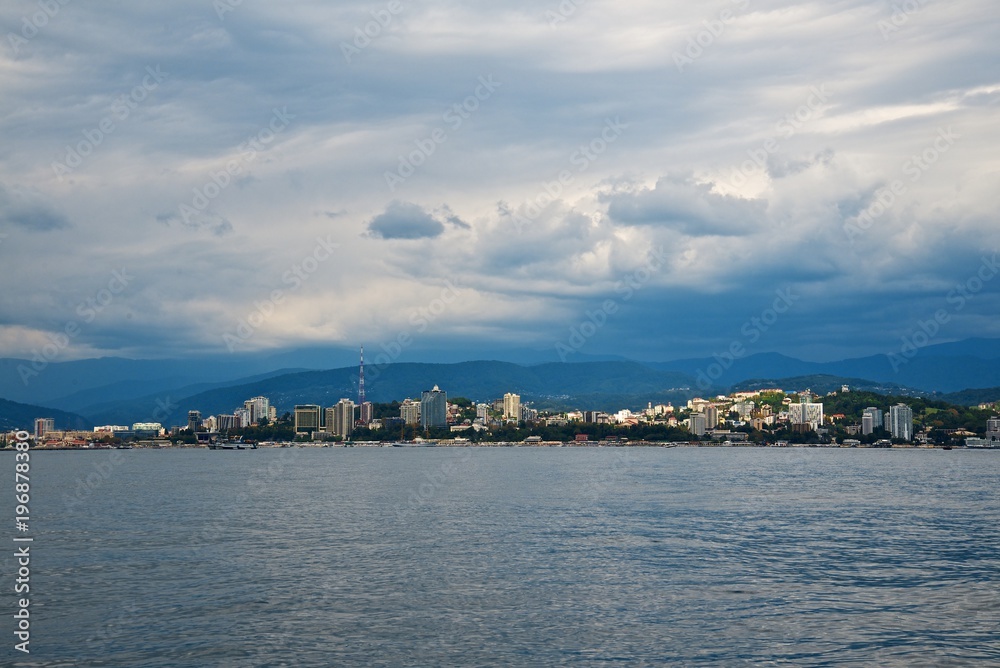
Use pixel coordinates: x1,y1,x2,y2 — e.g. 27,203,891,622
1,0,999,366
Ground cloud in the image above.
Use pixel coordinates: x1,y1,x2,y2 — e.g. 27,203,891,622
603,174,768,236
0,184,71,232
366,201,446,239
0,0,998,362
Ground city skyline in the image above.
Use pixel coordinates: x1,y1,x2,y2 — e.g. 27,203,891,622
0,1,998,366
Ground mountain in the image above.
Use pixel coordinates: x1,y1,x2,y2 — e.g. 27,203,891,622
651,340,1000,393
84,361,699,425
730,375,930,396
49,368,309,415
0,398,90,432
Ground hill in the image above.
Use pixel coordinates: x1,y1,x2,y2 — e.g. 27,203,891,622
83,361,699,426
0,398,90,432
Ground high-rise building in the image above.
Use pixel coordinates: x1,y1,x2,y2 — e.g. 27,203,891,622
330,399,356,438
861,414,874,436
34,418,55,438
244,396,271,425
475,403,490,421
234,408,251,428
503,393,521,421
188,410,202,433
358,401,373,426
217,414,239,432
788,401,824,430
861,407,884,435
421,385,447,429
705,406,720,428
400,399,421,425
688,414,707,436
294,405,321,434
888,404,913,441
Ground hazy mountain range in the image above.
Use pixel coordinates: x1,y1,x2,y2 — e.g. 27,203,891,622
1,338,998,429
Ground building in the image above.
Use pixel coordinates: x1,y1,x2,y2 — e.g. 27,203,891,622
861,407,883,435
187,410,202,433
33,418,55,438
705,406,720,428
475,403,490,421
421,385,448,429
688,414,708,437
329,399,356,439
294,404,321,435
788,401,824,430
234,408,251,428
244,396,271,425
358,401,373,426
988,416,1000,434
503,393,521,422
216,414,239,432
888,404,914,441
400,399,421,425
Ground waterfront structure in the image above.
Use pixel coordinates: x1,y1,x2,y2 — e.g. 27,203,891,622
861,407,883,435
789,400,824,430
421,385,448,429
95,425,129,433
34,417,55,438
294,404,321,435
330,399,356,438
503,393,521,422
400,399,420,425
888,404,914,441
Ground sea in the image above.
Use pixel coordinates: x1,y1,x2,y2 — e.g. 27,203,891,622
5,446,1000,667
